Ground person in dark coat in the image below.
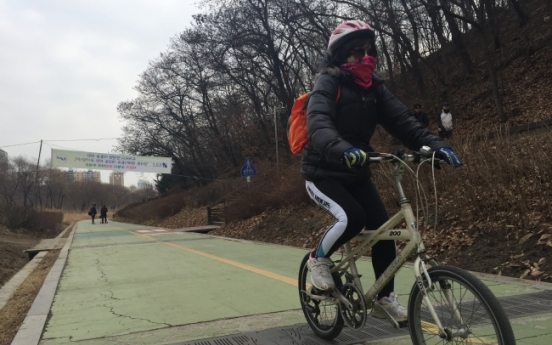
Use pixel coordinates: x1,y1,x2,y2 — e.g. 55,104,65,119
412,103,429,128
100,205,108,224
89,204,97,224
302,20,463,321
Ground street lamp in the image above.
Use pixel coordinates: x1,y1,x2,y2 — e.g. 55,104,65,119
273,103,286,169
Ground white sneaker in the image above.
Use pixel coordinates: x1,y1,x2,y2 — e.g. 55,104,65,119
371,292,408,321
307,256,335,291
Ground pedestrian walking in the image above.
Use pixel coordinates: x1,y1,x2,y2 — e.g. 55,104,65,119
100,205,108,224
88,204,97,224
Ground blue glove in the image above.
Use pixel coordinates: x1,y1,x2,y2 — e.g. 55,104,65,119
437,147,463,167
342,148,367,168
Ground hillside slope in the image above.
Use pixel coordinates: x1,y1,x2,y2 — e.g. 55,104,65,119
120,2,552,282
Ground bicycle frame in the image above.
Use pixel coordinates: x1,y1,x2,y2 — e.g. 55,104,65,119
329,155,446,329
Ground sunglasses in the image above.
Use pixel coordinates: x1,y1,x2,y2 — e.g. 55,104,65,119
349,44,377,59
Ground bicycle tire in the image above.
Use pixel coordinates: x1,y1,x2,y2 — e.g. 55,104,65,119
408,265,516,345
298,252,344,340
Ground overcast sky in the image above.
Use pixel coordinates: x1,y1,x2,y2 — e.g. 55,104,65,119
0,0,202,186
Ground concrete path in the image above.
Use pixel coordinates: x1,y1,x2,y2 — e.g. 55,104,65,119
13,220,552,345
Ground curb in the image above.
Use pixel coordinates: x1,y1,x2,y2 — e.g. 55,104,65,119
10,222,78,345
0,223,73,311
0,251,47,311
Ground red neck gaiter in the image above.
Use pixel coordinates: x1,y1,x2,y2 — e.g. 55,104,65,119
340,55,376,89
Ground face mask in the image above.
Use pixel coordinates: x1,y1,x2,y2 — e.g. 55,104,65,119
443,109,450,113
340,55,376,89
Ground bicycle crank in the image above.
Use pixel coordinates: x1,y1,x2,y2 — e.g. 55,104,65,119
338,283,367,329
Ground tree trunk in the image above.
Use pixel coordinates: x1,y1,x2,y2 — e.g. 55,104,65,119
398,0,426,95
380,37,396,90
481,27,507,122
442,2,474,74
509,0,530,27
483,0,501,49
394,41,409,93
426,0,449,88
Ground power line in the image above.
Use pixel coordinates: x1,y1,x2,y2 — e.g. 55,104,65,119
1,137,119,149
0,141,42,148
44,137,119,142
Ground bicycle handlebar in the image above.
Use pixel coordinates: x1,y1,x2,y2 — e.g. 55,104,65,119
366,148,445,165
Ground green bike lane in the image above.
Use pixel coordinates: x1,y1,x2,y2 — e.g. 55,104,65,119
37,220,552,345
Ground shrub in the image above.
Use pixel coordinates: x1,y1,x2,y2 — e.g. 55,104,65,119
224,160,310,222
115,192,188,222
0,205,63,237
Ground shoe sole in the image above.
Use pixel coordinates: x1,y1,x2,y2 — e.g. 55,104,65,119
371,311,407,322
310,280,335,292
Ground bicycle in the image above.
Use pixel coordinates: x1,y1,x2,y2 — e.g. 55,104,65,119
298,147,516,344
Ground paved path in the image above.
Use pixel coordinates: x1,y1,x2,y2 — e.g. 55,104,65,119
14,220,552,345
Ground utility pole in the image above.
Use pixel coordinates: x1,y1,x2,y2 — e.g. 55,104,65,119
34,140,43,209
273,103,287,171
273,106,279,169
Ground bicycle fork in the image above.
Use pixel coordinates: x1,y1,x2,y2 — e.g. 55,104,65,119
413,257,470,340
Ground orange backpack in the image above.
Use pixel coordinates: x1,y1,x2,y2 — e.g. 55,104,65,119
287,87,341,155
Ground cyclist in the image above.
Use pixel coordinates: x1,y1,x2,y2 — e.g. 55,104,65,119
302,20,462,321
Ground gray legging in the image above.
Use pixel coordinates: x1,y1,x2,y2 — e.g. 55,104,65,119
305,178,397,298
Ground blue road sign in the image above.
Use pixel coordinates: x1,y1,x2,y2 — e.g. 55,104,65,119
240,157,257,177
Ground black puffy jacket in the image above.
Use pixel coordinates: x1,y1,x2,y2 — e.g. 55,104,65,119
301,66,448,183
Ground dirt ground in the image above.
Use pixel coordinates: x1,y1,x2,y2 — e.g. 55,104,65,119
0,211,85,345
0,249,59,345
0,226,41,287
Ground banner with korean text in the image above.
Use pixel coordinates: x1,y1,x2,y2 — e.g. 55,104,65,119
51,149,172,174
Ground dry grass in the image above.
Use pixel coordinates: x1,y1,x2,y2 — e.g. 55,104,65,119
223,129,552,244
0,206,63,237
120,127,552,236
0,250,59,345
59,210,89,226
114,168,247,224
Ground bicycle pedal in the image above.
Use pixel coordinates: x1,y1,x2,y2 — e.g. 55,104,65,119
398,320,409,328
307,286,333,301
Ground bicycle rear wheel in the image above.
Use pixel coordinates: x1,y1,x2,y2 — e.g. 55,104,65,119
298,252,344,340
408,265,516,345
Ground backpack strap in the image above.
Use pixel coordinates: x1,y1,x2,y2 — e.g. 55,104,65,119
301,85,341,111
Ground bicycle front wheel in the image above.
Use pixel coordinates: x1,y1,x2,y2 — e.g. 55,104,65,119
298,252,344,340
408,265,516,345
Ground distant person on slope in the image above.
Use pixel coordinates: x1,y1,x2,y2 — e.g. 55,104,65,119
100,205,108,224
438,102,453,139
302,20,463,322
413,103,429,128
88,204,97,224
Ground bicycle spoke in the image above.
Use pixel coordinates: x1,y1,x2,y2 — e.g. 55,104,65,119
298,253,343,339
409,266,513,345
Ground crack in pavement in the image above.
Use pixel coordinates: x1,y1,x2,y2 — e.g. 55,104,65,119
95,258,108,283
93,256,171,328
101,303,172,328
